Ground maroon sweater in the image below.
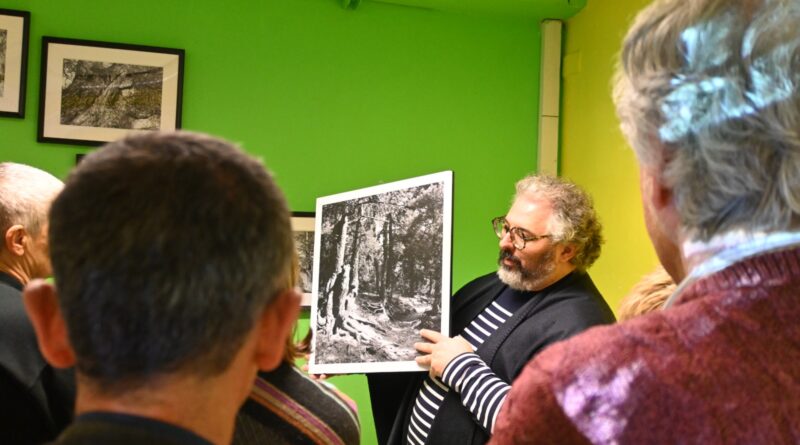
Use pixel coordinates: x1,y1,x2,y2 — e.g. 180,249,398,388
490,247,800,444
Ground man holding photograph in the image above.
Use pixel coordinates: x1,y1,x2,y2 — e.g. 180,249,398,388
368,174,615,445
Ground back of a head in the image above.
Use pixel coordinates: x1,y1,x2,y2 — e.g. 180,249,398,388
48,131,293,391
515,174,603,270
614,0,800,240
0,163,63,237
617,266,676,321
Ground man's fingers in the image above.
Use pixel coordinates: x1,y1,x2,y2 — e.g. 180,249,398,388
416,355,431,367
419,329,445,342
414,342,433,353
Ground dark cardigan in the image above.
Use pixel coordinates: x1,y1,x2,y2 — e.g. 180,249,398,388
369,270,615,445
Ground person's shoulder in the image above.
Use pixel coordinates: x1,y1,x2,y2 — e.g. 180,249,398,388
494,314,678,445
526,310,674,387
538,272,616,325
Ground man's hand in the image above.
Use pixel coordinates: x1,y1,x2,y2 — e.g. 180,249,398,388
415,329,474,378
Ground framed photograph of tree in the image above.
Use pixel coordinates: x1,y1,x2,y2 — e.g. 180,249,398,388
309,171,453,374
0,9,30,118
38,37,184,146
292,211,315,308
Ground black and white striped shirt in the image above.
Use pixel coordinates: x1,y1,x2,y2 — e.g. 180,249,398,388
406,288,526,444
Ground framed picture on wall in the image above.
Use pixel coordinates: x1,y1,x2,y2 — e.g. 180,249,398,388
292,211,316,308
38,37,184,146
0,9,31,118
309,171,453,374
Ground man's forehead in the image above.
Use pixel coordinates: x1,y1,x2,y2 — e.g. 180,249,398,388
506,194,552,228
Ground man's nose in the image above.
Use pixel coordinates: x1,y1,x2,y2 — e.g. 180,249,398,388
499,230,514,250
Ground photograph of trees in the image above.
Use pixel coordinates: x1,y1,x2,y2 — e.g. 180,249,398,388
60,59,163,129
312,175,451,372
0,29,7,95
294,229,314,295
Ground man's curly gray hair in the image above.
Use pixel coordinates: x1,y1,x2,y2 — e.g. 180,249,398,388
614,0,800,241
515,174,602,270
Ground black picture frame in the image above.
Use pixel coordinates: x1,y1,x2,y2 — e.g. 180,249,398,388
291,211,316,308
0,9,31,118
38,36,184,146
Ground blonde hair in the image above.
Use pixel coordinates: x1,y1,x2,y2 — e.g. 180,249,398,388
618,266,676,321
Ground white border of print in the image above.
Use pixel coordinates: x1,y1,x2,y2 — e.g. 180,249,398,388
0,10,29,116
291,212,315,308
309,170,453,374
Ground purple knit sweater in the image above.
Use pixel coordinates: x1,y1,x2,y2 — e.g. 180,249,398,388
490,247,800,444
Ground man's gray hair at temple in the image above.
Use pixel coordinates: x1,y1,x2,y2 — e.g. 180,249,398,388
0,163,63,236
613,0,800,241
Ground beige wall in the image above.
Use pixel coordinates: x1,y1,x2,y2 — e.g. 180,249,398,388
560,0,660,312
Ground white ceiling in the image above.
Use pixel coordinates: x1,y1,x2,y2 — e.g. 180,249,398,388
367,0,588,20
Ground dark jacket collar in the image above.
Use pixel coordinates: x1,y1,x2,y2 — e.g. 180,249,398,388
0,271,23,291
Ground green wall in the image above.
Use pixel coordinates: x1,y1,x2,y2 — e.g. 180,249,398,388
560,0,658,312
0,1,551,443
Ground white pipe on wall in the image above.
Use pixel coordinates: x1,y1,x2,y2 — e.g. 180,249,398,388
537,19,563,176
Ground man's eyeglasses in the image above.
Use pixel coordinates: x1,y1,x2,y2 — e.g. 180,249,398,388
491,216,552,250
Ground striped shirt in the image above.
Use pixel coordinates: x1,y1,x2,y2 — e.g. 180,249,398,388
406,288,526,444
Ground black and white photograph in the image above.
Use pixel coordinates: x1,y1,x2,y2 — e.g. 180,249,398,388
38,37,184,145
309,171,453,374
0,28,8,96
0,9,30,118
1,29,6,94
292,211,316,308
60,60,163,129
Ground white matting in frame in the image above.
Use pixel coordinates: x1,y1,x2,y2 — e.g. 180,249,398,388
291,211,315,308
309,171,453,374
0,9,30,117
38,37,184,146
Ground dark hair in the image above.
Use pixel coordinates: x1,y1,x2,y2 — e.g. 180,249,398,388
49,131,293,390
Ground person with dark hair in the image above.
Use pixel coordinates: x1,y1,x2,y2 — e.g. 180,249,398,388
23,131,300,445
369,174,615,445
491,0,800,443
0,163,75,444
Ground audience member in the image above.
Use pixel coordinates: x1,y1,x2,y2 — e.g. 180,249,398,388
369,174,615,445
617,265,674,321
24,132,300,445
0,163,75,444
491,0,800,443
234,259,360,445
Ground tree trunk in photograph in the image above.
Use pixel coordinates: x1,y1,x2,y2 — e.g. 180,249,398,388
347,209,362,294
382,214,394,310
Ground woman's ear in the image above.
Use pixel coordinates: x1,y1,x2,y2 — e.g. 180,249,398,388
23,279,76,368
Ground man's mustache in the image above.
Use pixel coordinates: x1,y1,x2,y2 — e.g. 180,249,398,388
498,249,521,267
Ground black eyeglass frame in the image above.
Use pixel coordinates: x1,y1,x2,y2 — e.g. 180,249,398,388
491,216,553,250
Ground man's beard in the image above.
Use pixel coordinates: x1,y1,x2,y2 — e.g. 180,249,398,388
497,247,556,291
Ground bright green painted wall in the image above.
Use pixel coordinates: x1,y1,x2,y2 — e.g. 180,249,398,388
560,0,658,312
0,1,549,443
